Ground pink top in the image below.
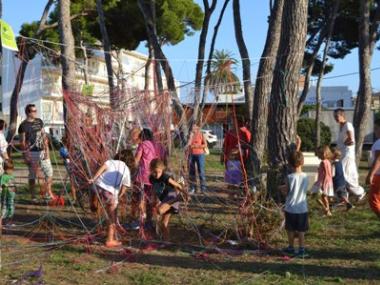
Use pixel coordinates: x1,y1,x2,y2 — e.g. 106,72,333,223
189,131,206,155
135,140,157,185
154,142,167,162
316,159,333,191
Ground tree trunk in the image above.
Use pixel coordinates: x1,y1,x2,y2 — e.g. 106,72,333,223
80,40,89,85
200,0,230,116
205,0,230,78
233,0,252,124
8,60,29,142
267,0,308,198
297,31,326,115
115,49,127,98
59,0,76,124
59,0,76,93
144,44,153,92
96,0,116,109
149,0,164,94
315,0,340,151
193,0,217,125
251,0,284,176
354,0,376,163
7,0,54,142
138,0,188,138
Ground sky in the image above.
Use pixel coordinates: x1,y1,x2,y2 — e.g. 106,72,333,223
3,0,380,95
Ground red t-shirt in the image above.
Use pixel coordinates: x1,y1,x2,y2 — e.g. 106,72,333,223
223,127,251,162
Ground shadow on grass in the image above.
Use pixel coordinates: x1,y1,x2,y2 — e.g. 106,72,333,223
93,251,380,281
307,248,380,262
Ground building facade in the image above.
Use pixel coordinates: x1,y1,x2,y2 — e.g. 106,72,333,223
0,48,163,138
303,85,354,108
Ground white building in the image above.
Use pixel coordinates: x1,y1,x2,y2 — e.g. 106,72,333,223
304,85,354,108
0,48,166,138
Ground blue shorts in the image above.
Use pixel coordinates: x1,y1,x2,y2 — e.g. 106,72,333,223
285,211,309,232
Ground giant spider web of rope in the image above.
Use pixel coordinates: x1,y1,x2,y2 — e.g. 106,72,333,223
1,40,286,278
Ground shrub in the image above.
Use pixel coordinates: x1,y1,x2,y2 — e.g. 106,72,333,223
297,118,331,151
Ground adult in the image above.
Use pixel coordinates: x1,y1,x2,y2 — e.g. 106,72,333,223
333,108,365,200
221,119,251,166
366,118,380,218
18,104,49,201
188,123,207,194
0,120,10,174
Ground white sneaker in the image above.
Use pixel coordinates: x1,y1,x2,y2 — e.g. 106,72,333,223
357,192,367,202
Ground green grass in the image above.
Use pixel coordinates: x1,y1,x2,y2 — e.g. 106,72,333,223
1,161,379,284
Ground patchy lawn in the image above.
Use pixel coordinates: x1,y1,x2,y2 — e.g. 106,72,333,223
0,155,379,285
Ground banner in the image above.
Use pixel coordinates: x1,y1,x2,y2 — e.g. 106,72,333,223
0,20,18,51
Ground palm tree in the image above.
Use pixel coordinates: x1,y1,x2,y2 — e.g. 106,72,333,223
205,49,241,96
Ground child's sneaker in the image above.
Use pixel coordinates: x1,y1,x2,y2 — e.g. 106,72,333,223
282,246,295,255
346,203,355,211
357,192,367,202
130,220,140,230
296,247,309,258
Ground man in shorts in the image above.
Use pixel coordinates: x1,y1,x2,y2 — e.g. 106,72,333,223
18,104,53,201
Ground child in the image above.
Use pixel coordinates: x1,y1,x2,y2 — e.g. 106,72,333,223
311,146,334,216
59,134,77,201
125,128,142,230
281,151,309,257
88,150,132,247
332,148,353,211
149,158,188,241
366,118,380,218
135,128,159,230
39,136,55,200
1,160,16,224
224,148,243,194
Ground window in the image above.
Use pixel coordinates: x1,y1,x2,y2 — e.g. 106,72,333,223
42,101,53,122
337,99,344,107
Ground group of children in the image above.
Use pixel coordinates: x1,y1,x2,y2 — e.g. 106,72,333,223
282,144,363,257
3,115,377,254
311,146,354,216
88,128,187,247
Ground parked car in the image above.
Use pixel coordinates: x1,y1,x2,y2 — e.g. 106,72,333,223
201,129,218,148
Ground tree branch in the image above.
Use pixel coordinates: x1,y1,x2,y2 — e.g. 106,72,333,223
203,0,210,11
210,0,218,11
41,11,91,30
270,0,274,14
369,0,380,46
36,0,55,36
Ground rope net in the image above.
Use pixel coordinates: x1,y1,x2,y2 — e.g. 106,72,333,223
1,40,286,277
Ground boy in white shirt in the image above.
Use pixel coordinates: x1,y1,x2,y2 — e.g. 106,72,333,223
88,150,132,247
280,151,309,257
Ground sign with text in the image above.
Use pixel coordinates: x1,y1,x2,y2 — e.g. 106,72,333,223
0,20,18,51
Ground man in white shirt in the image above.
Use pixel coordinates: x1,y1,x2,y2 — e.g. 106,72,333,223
333,109,365,199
